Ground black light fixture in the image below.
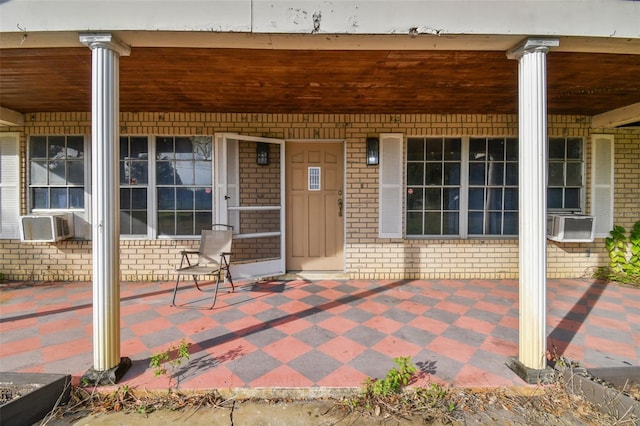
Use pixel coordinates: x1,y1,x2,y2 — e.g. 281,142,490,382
256,142,269,165
366,137,379,165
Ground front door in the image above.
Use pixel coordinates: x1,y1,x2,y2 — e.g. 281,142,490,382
286,142,344,271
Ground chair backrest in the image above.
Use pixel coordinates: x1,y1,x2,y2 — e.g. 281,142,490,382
199,228,232,264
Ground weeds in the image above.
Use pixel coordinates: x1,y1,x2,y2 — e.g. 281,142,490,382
149,339,191,387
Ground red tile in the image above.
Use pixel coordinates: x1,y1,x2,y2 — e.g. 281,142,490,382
356,300,391,315
277,300,313,315
480,336,517,357
262,336,313,363
317,336,367,363
584,335,637,359
176,316,221,335
42,338,91,363
396,300,429,315
408,317,449,335
453,316,495,335
249,365,314,387
271,316,314,335
474,300,510,315
434,300,470,315
363,316,403,334
316,365,368,387
202,337,256,363
0,336,41,357
498,315,518,330
38,317,83,334
427,336,476,363
181,365,244,389
317,316,359,335
130,317,175,336
373,336,422,358
454,289,484,300
454,364,519,387
236,299,274,316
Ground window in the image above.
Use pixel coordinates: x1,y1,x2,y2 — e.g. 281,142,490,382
406,136,518,237
468,137,519,236
548,137,584,211
156,136,213,236
29,135,85,210
406,137,461,235
120,136,149,235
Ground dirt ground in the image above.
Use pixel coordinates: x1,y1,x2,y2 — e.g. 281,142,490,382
40,381,639,426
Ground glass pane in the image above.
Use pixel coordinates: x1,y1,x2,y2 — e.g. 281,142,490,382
426,139,442,161
131,211,148,234
505,163,518,185
424,212,441,234
503,212,518,235
443,188,459,210
175,161,194,185
406,163,424,186
68,160,84,185
156,137,174,160
194,212,212,234
487,188,503,210
565,188,580,209
176,188,194,210
156,161,175,185
487,212,502,234
547,188,563,209
176,212,194,235
566,162,582,186
30,161,47,185
444,138,461,161
505,138,518,161
192,137,212,160
504,188,518,210
444,163,460,185
69,188,84,208
194,161,212,185
131,188,147,209
67,136,84,158
157,212,175,235
130,137,148,158
120,161,128,184
469,138,486,161
157,188,175,210
468,188,485,210
442,212,459,234
129,161,148,185
175,137,193,158
468,212,483,234
487,163,504,185
425,163,442,185
425,188,441,210
548,138,565,159
566,138,582,159
194,187,213,210
469,163,485,185
406,212,423,235
120,137,129,160
51,188,67,209
48,161,66,185
120,211,132,234
487,138,504,161
548,162,564,186
406,187,423,210
30,136,47,158
407,138,424,161
32,188,49,209
48,136,66,159
120,188,131,209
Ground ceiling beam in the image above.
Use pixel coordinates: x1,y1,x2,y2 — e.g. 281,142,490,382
592,102,640,128
0,106,24,126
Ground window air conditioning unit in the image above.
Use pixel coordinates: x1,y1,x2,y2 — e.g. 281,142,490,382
19,213,74,242
547,214,595,243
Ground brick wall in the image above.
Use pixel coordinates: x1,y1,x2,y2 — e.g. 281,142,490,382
1,112,638,281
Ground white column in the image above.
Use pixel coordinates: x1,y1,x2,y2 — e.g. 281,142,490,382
507,38,558,371
79,34,130,376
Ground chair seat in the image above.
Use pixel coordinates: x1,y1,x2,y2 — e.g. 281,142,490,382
176,263,221,275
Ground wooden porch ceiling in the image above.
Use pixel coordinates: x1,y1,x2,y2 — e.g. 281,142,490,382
1,47,639,116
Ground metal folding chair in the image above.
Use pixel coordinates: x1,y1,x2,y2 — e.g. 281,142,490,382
172,224,234,309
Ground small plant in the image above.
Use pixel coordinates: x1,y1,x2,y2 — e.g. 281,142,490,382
365,356,417,397
149,339,191,387
599,220,640,286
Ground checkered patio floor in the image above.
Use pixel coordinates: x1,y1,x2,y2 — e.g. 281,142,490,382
1,278,638,390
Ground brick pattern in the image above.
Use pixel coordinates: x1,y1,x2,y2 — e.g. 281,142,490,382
1,112,638,281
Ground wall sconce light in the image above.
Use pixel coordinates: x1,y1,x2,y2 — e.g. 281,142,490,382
366,137,379,165
256,143,269,165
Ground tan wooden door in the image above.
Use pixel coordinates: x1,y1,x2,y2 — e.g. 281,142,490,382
286,142,344,270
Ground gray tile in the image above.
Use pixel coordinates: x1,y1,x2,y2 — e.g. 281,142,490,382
293,326,338,347
231,350,281,384
241,326,288,348
348,348,396,379
442,325,487,347
288,349,342,383
342,325,386,347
